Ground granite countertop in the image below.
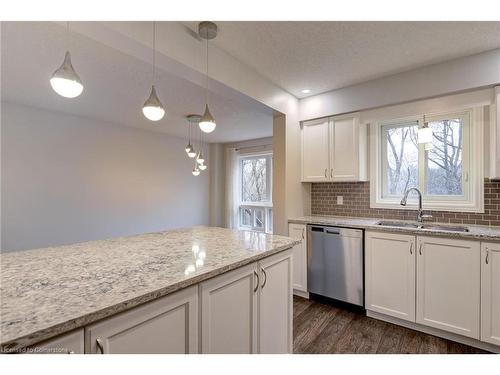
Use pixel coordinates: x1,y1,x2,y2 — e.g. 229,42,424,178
289,215,500,241
0,226,299,351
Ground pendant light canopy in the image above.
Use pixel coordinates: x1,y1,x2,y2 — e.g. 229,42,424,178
198,22,217,134
50,23,84,98
143,21,165,122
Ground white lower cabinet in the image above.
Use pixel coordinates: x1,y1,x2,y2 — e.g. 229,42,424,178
288,223,308,293
365,231,416,322
86,286,198,354
200,250,293,354
416,236,480,339
200,262,259,354
481,242,500,345
29,329,84,354
258,251,293,353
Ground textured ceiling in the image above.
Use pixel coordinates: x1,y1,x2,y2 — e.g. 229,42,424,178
190,21,500,98
1,22,273,143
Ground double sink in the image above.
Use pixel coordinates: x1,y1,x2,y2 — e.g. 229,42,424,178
376,221,470,233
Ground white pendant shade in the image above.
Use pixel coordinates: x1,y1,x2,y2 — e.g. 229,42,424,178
50,51,84,98
185,143,193,154
196,151,205,164
199,163,207,171
142,85,165,121
199,104,216,133
418,127,433,144
192,165,200,176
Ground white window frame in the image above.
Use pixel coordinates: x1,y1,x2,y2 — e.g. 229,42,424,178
370,107,484,213
238,153,273,233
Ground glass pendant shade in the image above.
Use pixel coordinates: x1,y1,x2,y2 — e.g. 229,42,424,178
142,85,165,121
50,51,84,98
185,143,192,153
196,151,205,164
199,163,207,171
192,165,200,176
199,104,216,133
187,147,197,158
418,127,433,144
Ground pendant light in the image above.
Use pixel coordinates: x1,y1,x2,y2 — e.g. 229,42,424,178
186,115,200,158
418,115,433,144
50,22,84,98
192,163,201,176
142,21,165,122
198,22,217,133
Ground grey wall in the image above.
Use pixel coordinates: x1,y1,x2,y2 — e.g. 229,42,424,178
1,102,209,252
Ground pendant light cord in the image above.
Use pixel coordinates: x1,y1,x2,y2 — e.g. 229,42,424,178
205,38,209,104
152,21,156,84
66,21,70,51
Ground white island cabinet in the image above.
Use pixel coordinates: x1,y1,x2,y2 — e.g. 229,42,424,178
481,242,500,345
29,329,84,354
86,286,198,354
201,250,293,354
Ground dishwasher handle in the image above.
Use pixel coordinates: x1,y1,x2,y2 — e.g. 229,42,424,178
325,229,341,235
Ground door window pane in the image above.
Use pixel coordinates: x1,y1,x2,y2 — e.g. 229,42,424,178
382,123,419,197
425,118,463,196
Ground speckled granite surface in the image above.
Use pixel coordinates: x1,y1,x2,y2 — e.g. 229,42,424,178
0,226,298,351
289,215,500,241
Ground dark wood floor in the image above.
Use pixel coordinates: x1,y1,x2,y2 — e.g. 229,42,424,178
293,296,488,354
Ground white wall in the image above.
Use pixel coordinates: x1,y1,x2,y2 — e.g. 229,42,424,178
300,49,500,121
1,102,209,252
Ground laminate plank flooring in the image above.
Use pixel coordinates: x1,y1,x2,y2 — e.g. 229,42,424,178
293,296,488,354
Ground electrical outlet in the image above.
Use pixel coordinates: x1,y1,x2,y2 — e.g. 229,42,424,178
337,196,343,205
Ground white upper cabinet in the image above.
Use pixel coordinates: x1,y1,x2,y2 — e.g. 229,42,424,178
365,231,416,322
489,86,500,179
288,223,308,293
481,242,500,346
86,286,198,354
301,114,367,182
416,236,480,339
301,118,330,181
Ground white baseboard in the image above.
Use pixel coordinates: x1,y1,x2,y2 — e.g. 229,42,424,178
293,289,309,299
367,310,500,354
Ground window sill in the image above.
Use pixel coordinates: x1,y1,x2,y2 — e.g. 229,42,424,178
370,199,484,214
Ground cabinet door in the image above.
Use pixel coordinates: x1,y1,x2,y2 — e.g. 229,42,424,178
200,262,258,353
481,242,500,345
416,236,480,339
331,116,360,181
86,286,198,354
288,223,307,292
301,118,330,182
365,231,416,322
258,250,293,354
29,329,84,354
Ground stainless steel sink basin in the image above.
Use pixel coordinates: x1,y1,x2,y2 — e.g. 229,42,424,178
376,221,421,229
420,224,470,233
376,221,469,233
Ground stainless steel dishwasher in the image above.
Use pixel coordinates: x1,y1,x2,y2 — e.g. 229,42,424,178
307,225,364,307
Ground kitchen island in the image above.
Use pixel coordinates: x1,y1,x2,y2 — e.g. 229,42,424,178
0,226,299,353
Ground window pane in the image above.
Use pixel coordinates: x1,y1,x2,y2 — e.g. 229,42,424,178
425,118,463,195
240,207,252,227
383,123,419,196
241,157,268,202
267,208,273,233
254,208,264,229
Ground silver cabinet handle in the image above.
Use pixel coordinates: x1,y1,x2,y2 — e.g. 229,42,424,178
324,168,327,178
253,270,259,293
409,242,413,255
301,228,305,239
486,248,489,265
330,168,333,178
96,338,104,354
261,268,267,289
67,350,75,354
419,243,423,255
